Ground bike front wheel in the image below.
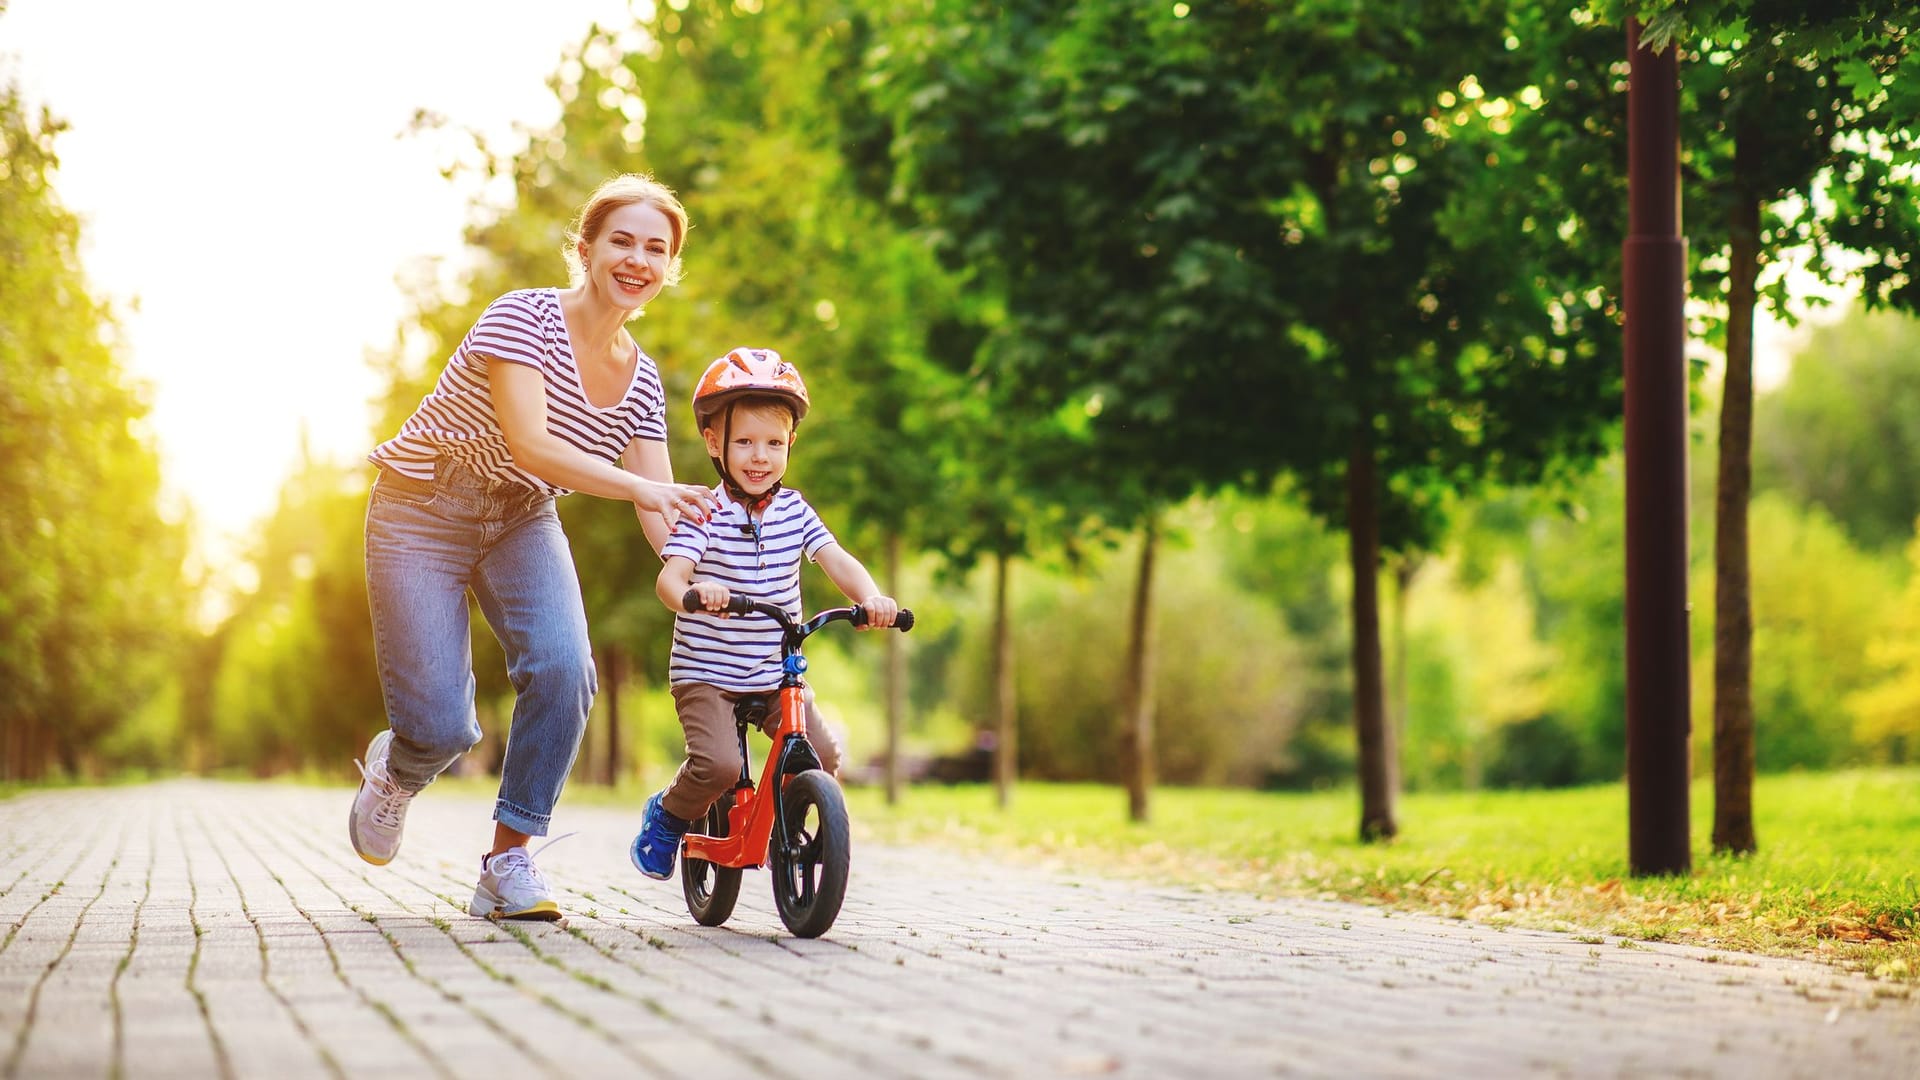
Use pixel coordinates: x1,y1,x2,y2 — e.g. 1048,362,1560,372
770,770,849,938
683,793,743,927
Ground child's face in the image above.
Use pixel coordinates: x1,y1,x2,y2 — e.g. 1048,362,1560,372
705,404,793,498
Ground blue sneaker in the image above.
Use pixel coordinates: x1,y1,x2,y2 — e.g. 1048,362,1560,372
631,792,691,880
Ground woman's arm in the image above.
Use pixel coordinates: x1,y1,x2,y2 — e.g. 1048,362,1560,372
490,362,712,522
622,437,682,557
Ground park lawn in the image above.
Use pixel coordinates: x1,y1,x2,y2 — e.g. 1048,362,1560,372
842,767,1920,987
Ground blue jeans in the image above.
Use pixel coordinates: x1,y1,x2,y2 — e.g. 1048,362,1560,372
364,461,595,835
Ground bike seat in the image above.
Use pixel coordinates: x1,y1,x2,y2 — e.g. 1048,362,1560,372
733,694,771,730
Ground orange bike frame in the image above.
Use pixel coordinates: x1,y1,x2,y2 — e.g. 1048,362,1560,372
681,682,810,870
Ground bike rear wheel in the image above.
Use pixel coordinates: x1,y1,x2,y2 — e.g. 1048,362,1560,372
682,793,743,927
770,770,850,938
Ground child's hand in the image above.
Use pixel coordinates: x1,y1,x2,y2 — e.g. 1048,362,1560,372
858,595,899,628
687,581,733,614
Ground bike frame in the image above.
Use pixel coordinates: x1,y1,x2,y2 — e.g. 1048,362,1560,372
681,600,869,871
682,680,813,870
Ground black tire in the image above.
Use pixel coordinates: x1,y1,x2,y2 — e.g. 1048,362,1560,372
770,770,850,938
682,793,743,927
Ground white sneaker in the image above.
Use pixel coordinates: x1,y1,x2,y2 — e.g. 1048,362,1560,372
349,731,414,866
468,839,566,922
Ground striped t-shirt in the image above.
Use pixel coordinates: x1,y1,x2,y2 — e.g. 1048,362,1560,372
368,288,669,494
664,486,838,692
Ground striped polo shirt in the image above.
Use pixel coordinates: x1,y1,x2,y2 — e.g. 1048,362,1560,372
368,288,669,494
664,486,838,692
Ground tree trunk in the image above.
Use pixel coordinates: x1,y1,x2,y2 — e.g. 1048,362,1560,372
883,531,906,805
993,551,1017,810
1714,186,1761,856
1121,518,1160,823
1,711,18,780
1349,436,1398,841
20,716,45,781
1391,556,1416,793
601,643,623,787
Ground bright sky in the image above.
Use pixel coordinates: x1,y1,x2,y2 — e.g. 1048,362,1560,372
3,0,635,577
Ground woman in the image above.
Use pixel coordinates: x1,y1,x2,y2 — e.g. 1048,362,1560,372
351,174,717,921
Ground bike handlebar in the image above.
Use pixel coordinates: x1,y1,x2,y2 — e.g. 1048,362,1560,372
681,589,914,635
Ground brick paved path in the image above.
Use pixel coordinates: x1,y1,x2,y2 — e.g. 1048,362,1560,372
1,780,1913,1078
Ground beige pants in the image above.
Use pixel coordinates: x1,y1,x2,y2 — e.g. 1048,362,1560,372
661,681,843,822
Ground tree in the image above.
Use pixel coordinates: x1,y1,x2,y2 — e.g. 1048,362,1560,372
1496,0,1918,855
1617,0,1920,854
0,78,187,780
906,358,1109,809
868,0,1623,836
1693,492,1900,771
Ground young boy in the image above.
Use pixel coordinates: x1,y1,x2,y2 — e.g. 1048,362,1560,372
630,347,899,880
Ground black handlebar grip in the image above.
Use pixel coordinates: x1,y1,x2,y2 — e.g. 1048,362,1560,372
682,588,753,615
854,606,915,632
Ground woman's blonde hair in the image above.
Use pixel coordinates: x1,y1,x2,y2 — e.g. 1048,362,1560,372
564,173,690,288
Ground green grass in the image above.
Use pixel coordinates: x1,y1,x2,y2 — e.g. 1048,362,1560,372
843,767,1920,985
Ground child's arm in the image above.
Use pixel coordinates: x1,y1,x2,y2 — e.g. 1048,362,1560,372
657,555,732,613
813,543,899,628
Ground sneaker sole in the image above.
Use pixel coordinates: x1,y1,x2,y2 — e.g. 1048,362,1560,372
349,827,395,866
475,902,564,923
469,883,564,922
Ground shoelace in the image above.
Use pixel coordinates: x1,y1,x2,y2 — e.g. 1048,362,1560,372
489,832,577,890
353,756,414,830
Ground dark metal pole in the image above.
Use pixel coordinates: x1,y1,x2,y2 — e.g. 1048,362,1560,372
1623,18,1692,876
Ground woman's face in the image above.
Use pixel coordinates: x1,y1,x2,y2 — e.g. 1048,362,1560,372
579,202,675,312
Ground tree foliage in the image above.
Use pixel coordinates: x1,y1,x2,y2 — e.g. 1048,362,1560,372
1696,493,1901,771
871,0,1621,538
1755,308,1920,550
1849,524,1920,761
0,79,187,780
864,0,1627,835
199,455,384,775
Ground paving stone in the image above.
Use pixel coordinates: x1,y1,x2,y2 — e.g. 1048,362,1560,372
2,779,1915,1079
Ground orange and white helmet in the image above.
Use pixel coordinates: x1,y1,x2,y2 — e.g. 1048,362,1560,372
691,347,810,431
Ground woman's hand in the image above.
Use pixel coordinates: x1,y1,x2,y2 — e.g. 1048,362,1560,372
633,476,715,524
